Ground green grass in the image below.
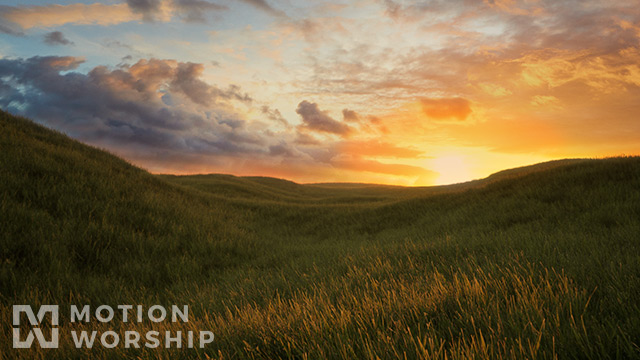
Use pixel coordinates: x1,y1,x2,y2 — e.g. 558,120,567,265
1,109,639,359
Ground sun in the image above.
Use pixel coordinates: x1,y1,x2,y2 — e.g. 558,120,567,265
431,154,472,185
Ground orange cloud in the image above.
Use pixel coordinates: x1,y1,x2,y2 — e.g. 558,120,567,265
2,3,143,29
336,140,423,158
330,157,430,177
42,56,85,70
530,95,561,108
517,48,640,92
444,115,564,154
0,2,180,29
483,0,544,16
477,83,512,97
421,97,472,121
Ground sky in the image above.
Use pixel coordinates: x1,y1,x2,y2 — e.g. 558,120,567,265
1,0,639,185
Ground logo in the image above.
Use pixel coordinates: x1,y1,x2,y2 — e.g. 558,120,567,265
12,305,59,348
10,304,214,350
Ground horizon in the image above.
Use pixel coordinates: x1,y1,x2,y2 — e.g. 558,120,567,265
1,0,639,186
155,156,616,187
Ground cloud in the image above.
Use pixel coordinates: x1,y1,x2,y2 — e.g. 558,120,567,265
0,24,23,36
173,0,227,23
0,56,265,163
515,48,640,91
0,0,225,29
102,39,153,60
383,0,401,19
0,57,434,182
238,0,285,17
43,31,73,46
421,97,472,121
330,157,429,177
126,0,163,22
300,42,473,107
261,105,289,127
294,0,640,115
127,0,227,23
0,3,142,29
483,0,543,16
296,100,351,135
0,9,24,35
170,61,251,105
478,83,512,97
340,110,385,136
295,132,321,146
268,142,296,157
380,0,471,23
4,0,637,182
336,140,423,158
530,95,561,108
442,116,564,154
342,109,360,122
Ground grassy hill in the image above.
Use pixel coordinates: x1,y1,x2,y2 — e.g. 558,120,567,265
1,109,639,359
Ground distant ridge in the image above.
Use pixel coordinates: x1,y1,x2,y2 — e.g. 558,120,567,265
2,109,638,197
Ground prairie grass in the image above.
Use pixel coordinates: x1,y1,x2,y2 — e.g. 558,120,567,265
1,110,639,359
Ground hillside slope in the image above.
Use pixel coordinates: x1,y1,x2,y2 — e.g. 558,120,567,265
1,109,640,359
0,110,255,295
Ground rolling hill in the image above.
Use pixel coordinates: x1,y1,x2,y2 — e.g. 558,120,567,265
1,109,639,359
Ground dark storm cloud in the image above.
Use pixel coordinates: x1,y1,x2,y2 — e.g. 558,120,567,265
0,56,267,161
43,31,73,46
173,0,227,23
296,101,351,136
126,0,162,21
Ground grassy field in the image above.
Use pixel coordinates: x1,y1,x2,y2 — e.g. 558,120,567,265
1,109,639,359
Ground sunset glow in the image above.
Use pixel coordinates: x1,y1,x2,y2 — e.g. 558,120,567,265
1,0,639,185
431,154,470,186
